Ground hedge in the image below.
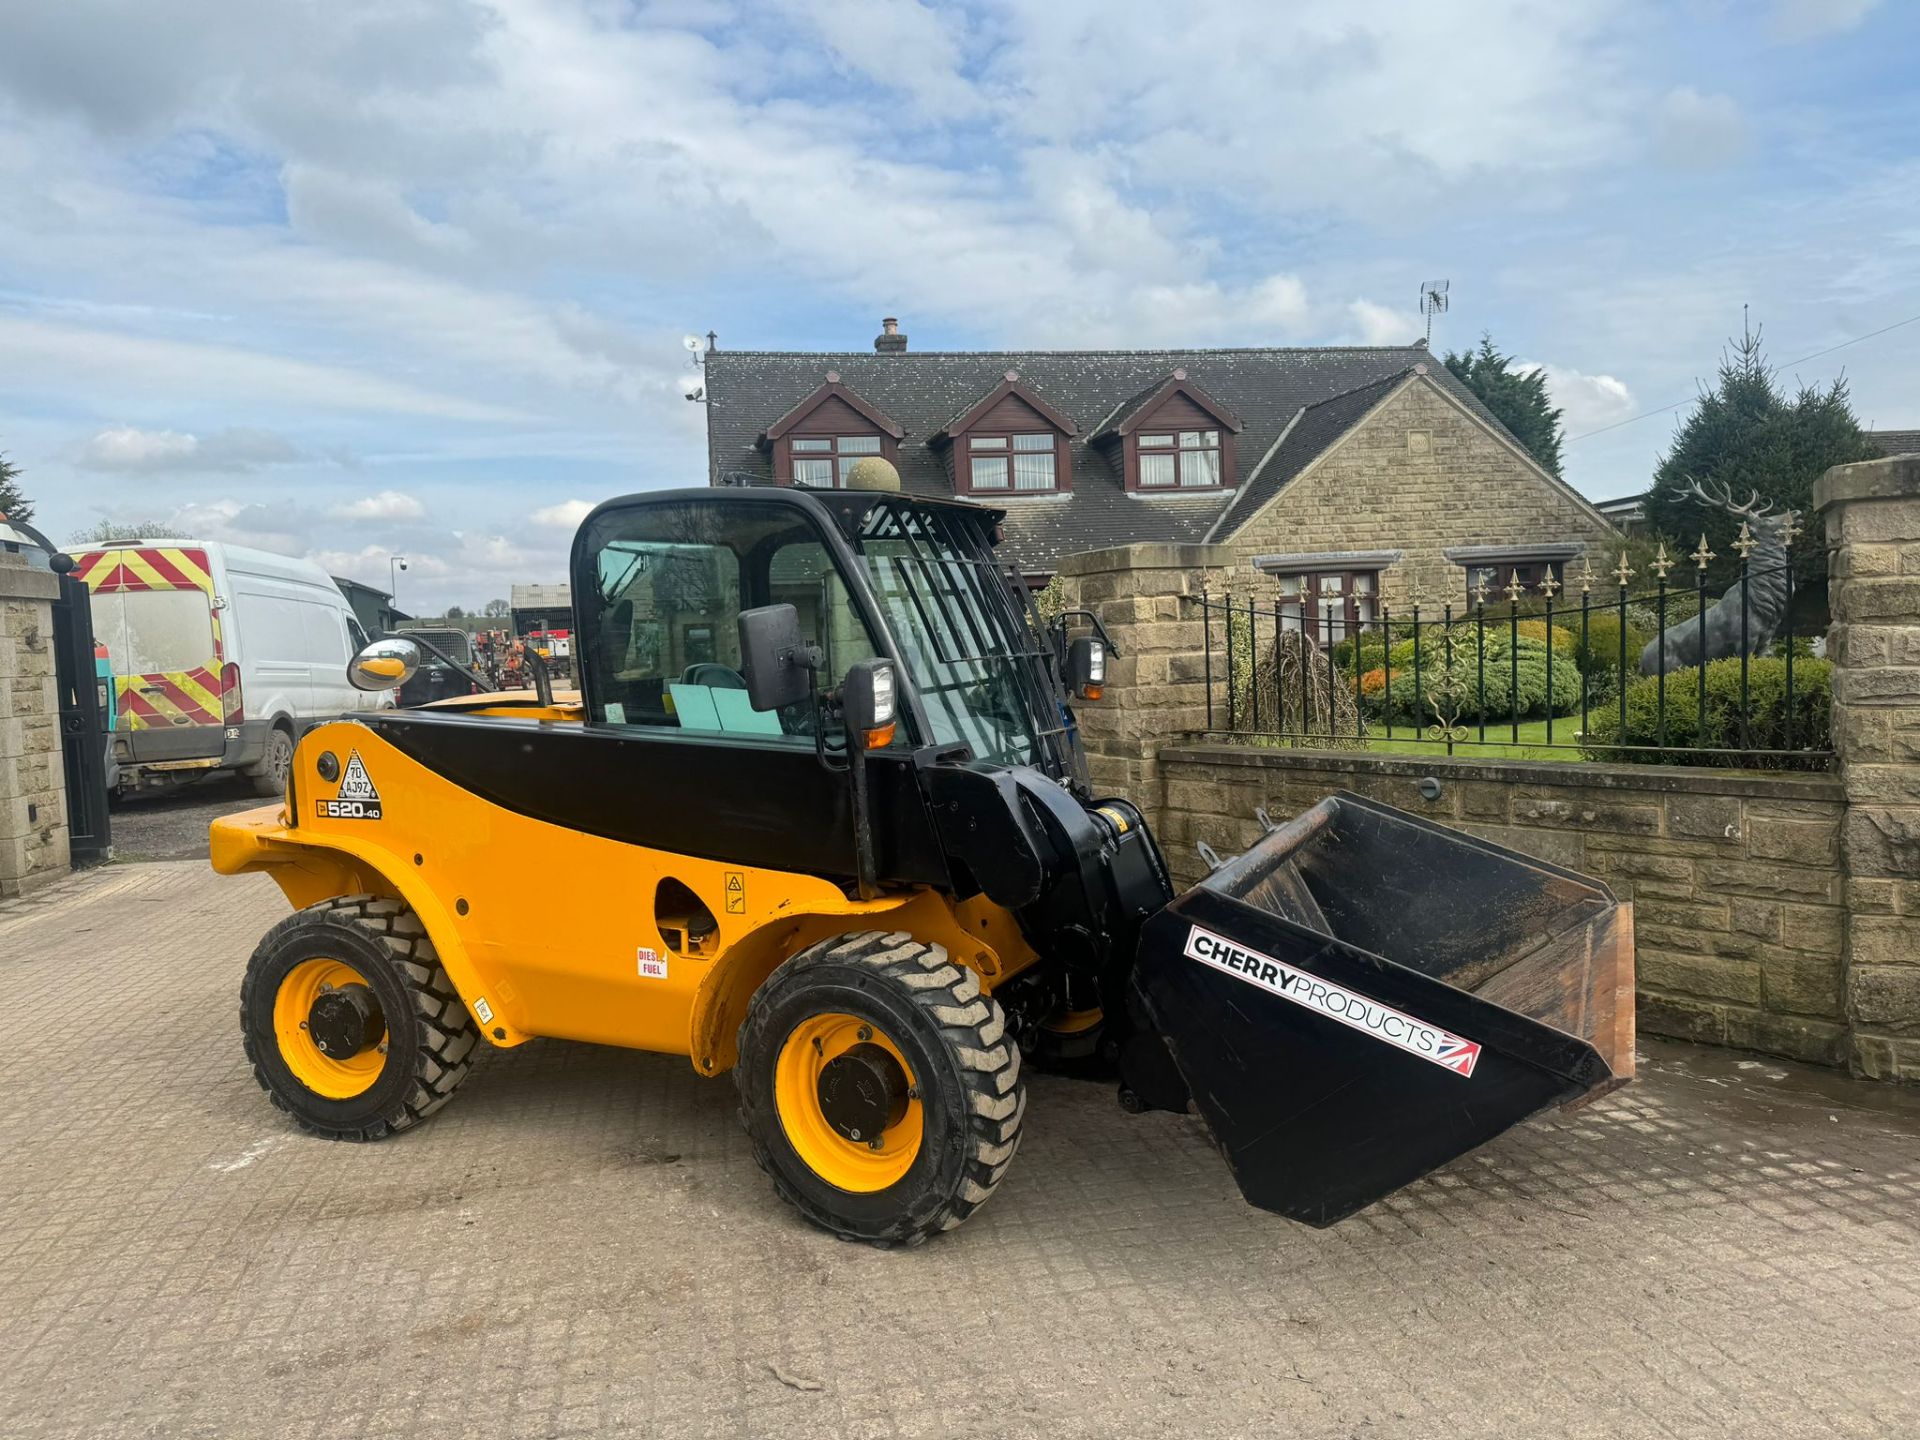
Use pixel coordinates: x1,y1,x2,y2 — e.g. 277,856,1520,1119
1360,634,1583,727
1580,656,1831,768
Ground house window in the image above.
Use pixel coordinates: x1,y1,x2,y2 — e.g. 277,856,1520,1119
1277,571,1378,647
1137,430,1222,488
967,432,1057,493
790,434,883,488
1466,559,1565,606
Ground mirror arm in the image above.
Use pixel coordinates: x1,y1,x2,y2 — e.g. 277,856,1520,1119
395,632,488,693
1048,607,1121,657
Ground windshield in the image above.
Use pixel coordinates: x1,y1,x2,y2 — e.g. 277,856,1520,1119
855,502,1071,774
104,589,216,675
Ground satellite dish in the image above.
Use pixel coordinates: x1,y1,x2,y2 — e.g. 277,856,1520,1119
682,334,704,353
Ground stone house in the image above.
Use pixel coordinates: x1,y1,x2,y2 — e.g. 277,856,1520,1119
702,319,1618,636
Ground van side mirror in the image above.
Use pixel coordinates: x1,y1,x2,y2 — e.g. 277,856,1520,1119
349,638,421,692
1065,636,1106,699
737,604,817,711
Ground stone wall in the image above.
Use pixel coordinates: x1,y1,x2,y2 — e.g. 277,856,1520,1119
1819,454,1920,1080
1154,746,1849,1067
0,553,70,896
1226,372,1618,606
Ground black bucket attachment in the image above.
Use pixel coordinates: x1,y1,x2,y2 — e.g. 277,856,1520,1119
1129,791,1634,1227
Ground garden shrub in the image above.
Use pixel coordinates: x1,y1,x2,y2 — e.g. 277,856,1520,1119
1581,656,1831,768
1360,633,1583,728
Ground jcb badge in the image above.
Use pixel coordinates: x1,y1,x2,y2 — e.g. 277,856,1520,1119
317,799,383,820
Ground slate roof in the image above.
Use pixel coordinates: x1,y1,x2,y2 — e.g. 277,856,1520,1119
1869,429,1920,457
702,344,1514,572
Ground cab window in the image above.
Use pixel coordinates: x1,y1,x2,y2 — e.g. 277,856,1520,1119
579,499,888,743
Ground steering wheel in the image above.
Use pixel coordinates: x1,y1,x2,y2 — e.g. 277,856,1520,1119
680,662,747,689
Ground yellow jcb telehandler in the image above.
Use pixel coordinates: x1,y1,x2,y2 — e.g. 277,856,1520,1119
213,485,1634,1244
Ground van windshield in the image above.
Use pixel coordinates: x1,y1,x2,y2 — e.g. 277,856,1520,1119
109,590,216,674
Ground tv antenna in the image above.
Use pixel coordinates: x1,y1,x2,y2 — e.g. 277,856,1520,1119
1419,279,1449,345
682,333,707,402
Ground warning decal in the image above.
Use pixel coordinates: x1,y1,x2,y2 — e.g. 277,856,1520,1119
316,750,383,820
1182,924,1481,1078
724,871,745,915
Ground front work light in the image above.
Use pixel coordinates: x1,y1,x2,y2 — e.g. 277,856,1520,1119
844,658,897,749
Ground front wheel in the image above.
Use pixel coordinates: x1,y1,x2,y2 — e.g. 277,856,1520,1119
240,896,478,1141
736,931,1025,1246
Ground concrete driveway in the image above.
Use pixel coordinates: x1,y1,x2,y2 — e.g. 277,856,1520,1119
3,862,1917,1439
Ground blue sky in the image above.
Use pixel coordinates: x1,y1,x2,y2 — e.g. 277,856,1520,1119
2,0,1916,611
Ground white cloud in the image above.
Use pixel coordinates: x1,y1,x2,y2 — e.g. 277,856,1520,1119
2,316,521,421
531,499,595,529
311,544,450,582
332,490,426,521
1519,362,1637,432
75,423,303,473
1348,300,1416,346
1768,0,1881,41
1651,88,1748,171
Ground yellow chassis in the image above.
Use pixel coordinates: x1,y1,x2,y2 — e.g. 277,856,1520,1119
212,718,1039,1076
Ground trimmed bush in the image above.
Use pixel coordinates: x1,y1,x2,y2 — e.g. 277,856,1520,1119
1581,656,1831,768
1360,633,1583,728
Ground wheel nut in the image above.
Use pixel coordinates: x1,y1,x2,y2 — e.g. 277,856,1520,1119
857,1025,872,1041
868,1139,883,1151
848,1128,862,1141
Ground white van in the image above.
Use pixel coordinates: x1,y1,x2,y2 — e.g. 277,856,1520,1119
76,540,388,796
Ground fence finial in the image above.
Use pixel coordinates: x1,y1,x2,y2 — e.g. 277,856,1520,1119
1614,550,1636,587
1651,542,1673,582
1733,519,1757,560
1778,509,1802,548
1473,570,1492,606
1538,571,1561,600
1504,572,1527,603
1578,556,1596,595
1691,532,1716,571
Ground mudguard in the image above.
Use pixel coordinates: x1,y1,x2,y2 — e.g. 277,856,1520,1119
1129,792,1634,1227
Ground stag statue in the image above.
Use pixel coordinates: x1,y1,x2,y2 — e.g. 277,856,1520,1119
1638,479,1795,676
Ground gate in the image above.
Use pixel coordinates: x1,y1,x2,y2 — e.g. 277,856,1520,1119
48,557,112,863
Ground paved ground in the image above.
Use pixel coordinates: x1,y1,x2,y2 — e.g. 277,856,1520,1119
3,863,1917,1440
107,773,263,862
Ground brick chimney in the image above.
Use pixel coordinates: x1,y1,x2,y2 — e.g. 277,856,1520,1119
874,316,907,353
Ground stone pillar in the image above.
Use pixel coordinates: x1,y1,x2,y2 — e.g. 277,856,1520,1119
1056,542,1235,802
0,552,70,896
1817,454,1920,1080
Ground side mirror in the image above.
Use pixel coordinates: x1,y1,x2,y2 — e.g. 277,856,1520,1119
1065,636,1106,700
737,604,816,711
349,637,421,692
842,658,897,747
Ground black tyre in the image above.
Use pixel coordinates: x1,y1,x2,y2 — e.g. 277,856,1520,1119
247,723,294,797
240,895,478,1141
736,931,1025,1246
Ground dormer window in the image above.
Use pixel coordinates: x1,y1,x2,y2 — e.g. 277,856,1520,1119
1090,369,1243,493
760,373,904,488
934,372,1077,497
968,433,1058,492
791,434,883,487
1136,429,1222,489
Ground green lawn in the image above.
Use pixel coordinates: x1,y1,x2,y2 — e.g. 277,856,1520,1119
1287,717,1592,762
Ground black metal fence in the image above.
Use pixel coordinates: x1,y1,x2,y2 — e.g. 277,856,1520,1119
1197,541,1830,768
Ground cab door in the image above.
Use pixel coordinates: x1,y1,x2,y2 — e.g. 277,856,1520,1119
77,547,227,764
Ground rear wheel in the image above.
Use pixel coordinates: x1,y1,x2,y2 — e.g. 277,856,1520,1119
737,931,1025,1246
247,723,293,797
240,896,478,1141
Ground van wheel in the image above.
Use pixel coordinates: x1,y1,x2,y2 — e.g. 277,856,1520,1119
736,931,1025,1247
248,724,294,796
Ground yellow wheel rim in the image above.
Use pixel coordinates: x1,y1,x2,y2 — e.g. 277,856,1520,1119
774,1011,923,1193
1044,1006,1103,1036
273,958,388,1100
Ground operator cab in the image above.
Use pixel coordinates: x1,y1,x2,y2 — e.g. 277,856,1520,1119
571,487,1091,786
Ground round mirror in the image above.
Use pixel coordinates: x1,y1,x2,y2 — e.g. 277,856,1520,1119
348,637,421,692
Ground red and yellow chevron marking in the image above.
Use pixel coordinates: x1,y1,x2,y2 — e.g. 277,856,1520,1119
73,546,215,596
79,548,230,730
117,666,225,730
